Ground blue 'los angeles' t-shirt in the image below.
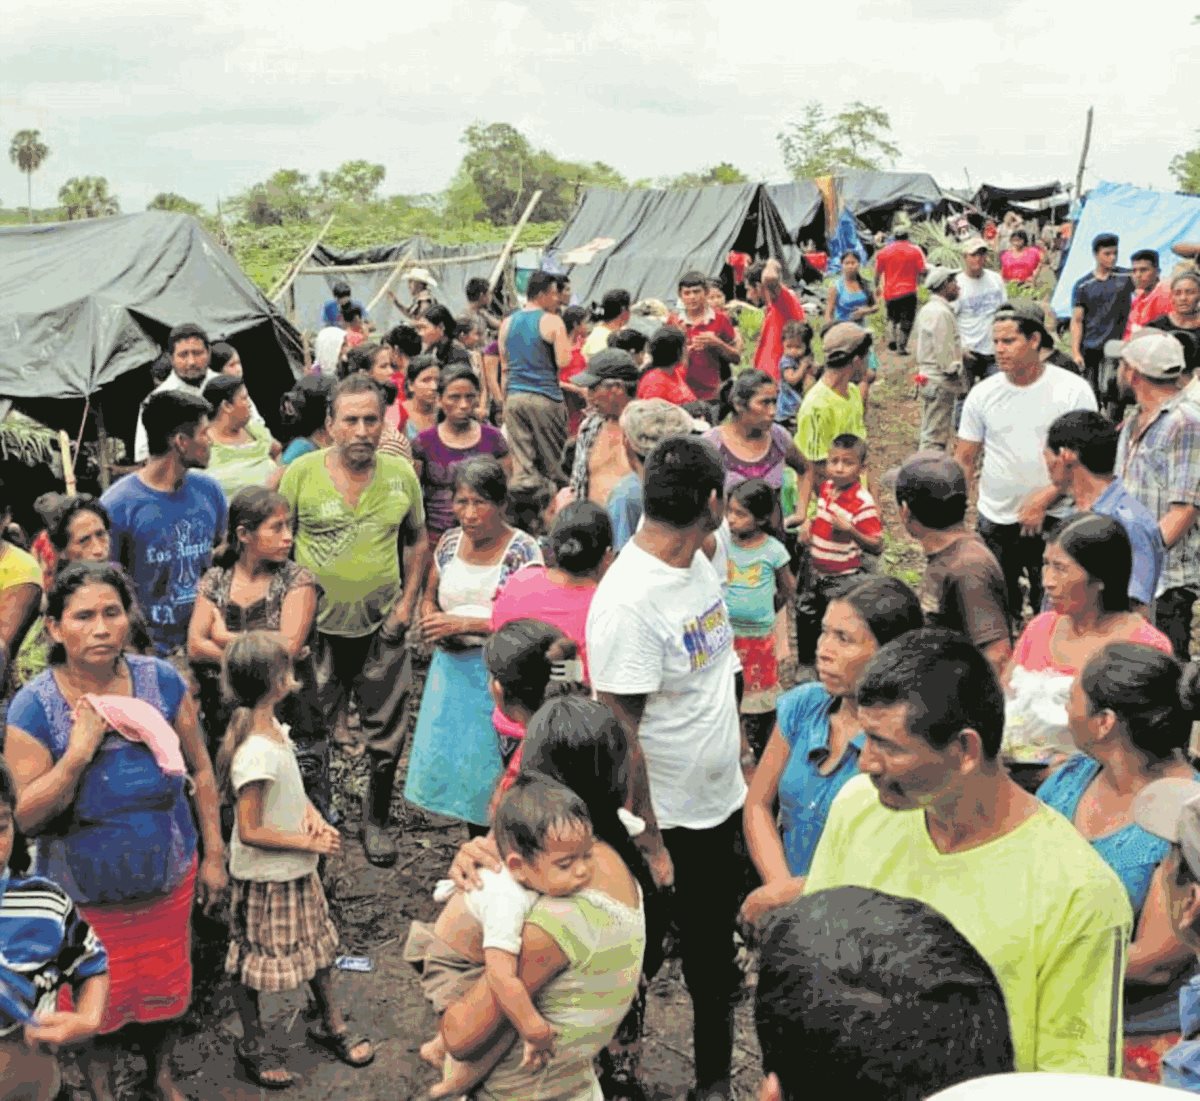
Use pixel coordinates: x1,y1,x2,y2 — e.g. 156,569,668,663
102,471,227,655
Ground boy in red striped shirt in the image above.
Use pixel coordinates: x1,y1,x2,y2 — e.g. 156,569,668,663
792,434,883,662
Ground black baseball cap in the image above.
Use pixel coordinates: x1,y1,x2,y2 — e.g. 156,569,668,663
571,348,640,388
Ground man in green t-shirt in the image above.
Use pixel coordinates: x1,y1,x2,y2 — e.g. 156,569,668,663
805,629,1132,1075
793,322,869,519
279,374,429,866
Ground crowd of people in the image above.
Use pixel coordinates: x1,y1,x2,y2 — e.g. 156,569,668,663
1,223,1200,1101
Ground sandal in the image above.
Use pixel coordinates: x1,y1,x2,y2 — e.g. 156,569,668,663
307,1024,375,1068
234,1038,295,1090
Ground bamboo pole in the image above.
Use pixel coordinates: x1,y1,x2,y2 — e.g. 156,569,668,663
296,248,507,276
58,431,77,495
366,244,417,314
488,190,543,293
1074,107,1094,204
269,213,336,302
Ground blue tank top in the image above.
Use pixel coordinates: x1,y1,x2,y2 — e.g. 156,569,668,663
505,309,562,402
833,279,872,322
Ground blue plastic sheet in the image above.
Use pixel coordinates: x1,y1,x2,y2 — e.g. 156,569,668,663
1050,182,1200,318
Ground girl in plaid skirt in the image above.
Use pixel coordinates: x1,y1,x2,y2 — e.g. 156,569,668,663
218,632,374,1089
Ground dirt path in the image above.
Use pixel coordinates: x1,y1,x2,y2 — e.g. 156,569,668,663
94,349,924,1101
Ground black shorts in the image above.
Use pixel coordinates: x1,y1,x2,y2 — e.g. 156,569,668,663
885,294,917,328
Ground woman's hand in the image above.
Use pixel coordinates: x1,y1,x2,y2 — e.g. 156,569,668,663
447,835,502,891
302,828,342,856
211,618,236,648
66,700,108,765
418,612,469,645
196,853,229,915
739,877,806,928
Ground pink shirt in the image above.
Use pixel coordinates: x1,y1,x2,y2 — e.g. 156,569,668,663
490,566,597,680
1000,247,1043,283
1012,611,1172,675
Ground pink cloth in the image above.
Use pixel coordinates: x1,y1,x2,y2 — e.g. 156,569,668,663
490,566,596,681
82,693,187,776
1011,612,1173,676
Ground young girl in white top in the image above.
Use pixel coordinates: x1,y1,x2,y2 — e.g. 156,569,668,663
219,631,373,1089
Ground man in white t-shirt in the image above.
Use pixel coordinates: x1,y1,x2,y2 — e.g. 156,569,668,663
955,299,1097,620
954,238,1006,424
587,434,744,1101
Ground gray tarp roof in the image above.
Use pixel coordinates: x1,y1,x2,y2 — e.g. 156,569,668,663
0,211,300,402
288,237,511,334
973,182,1069,216
543,183,790,303
835,171,950,222
765,181,824,243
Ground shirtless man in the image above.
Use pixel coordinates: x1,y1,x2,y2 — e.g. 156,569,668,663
567,349,639,507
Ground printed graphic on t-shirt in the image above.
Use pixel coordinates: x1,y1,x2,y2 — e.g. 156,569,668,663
681,599,733,672
142,518,212,628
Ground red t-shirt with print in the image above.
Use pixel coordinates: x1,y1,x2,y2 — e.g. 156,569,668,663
637,365,696,406
753,286,804,381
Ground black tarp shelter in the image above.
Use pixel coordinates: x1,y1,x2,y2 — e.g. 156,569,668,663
835,171,954,228
973,181,1070,218
0,211,302,461
765,181,825,245
288,237,514,335
543,183,791,304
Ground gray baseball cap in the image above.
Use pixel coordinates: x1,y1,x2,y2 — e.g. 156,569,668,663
618,399,706,456
1133,777,1200,878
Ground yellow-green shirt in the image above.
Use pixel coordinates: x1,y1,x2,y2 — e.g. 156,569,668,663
793,380,866,463
806,774,1132,1075
278,449,423,638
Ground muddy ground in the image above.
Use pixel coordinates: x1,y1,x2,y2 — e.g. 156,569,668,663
81,349,924,1100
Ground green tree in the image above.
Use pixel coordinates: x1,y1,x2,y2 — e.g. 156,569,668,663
9,129,50,223
778,101,900,179
1171,140,1200,195
658,161,749,188
147,191,203,215
457,122,627,223
236,169,316,226
318,160,386,204
58,176,120,220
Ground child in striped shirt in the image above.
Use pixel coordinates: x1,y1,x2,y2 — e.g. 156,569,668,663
0,759,109,1101
792,434,883,663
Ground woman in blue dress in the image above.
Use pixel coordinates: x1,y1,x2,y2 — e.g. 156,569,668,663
824,252,881,405
404,458,542,831
741,576,923,926
1038,642,1200,1076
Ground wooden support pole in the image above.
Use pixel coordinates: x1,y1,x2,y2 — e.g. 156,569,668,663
366,245,417,314
1074,107,1094,204
93,403,111,491
269,213,336,303
58,431,76,495
488,190,542,293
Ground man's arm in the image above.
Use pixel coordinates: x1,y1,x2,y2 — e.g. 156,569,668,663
1070,305,1086,366
1160,504,1199,550
387,513,429,633
954,439,983,502
595,690,672,888
541,313,571,369
760,258,785,306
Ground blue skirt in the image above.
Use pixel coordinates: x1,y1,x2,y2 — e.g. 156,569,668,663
404,647,500,827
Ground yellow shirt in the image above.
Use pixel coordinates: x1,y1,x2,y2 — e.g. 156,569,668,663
806,774,1132,1075
0,543,41,592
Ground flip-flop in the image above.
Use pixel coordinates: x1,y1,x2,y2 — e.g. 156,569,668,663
234,1038,295,1090
307,1025,375,1068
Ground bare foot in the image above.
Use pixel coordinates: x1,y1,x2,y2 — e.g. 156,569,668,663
420,1035,445,1069
428,1056,486,1099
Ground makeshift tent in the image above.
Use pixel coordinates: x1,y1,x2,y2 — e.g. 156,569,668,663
0,211,302,459
835,171,954,228
543,183,791,304
765,181,824,245
973,182,1070,218
287,237,515,335
1050,182,1200,319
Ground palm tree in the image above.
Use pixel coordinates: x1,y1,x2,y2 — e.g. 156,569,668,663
9,130,50,223
58,176,120,220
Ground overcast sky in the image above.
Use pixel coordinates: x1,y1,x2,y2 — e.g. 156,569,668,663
1,0,1195,214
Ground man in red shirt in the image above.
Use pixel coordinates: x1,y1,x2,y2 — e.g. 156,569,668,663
873,227,927,355
675,269,739,400
1125,248,1172,338
746,258,805,381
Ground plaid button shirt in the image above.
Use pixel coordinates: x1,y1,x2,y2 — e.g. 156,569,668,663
1116,392,1200,594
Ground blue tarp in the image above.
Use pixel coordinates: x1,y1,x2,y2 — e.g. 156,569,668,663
1050,182,1200,318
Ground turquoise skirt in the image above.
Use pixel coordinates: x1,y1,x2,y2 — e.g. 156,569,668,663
404,647,501,827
